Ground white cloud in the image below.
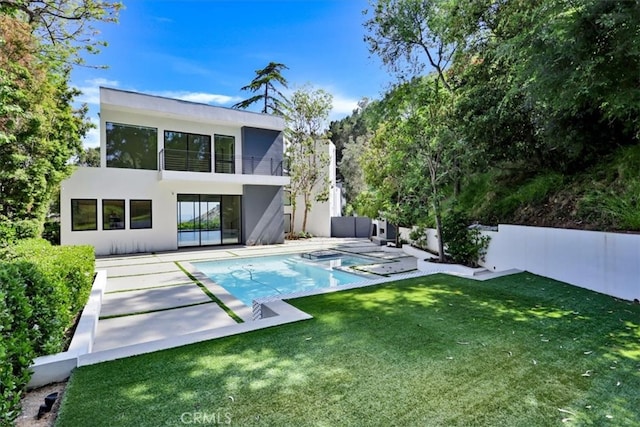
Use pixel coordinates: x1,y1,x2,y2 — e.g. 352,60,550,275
330,94,359,120
75,78,119,104
154,91,241,106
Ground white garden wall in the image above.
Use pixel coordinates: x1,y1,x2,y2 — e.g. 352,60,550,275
480,224,639,301
406,224,639,301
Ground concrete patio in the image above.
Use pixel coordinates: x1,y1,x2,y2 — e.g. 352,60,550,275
92,238,418,352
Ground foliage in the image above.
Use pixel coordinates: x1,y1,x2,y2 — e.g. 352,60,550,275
577,145,640,230
0,238,94,425
408,225,428,251
42,218,60,245
285,230,313,240
286,85,333,233
0,0,121,66
329,99,378,207
362,74,460,254
75,146,100,167
0,4,119,236
363,0,455,88
453,0,639,173
440,209,490,267
0,262,34,426
355,0,640,233
232,62,289,116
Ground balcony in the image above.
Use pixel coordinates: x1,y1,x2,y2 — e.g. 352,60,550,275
158,149,289,186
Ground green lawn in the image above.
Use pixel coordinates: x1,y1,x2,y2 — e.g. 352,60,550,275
56,273,640,426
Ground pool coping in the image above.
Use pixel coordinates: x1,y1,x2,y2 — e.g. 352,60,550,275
187,250,387,308
30,239,522,379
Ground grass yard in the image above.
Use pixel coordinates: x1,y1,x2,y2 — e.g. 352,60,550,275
56,273,640,426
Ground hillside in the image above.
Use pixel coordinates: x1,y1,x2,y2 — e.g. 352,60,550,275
455,145,640,232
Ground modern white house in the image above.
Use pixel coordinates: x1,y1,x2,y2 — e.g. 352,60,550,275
60,87,290,255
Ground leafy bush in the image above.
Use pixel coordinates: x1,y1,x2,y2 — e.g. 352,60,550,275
286,231,314,240
0,264,35,425
12,219,42,240
0,239,94,425
441,210,490,267
408,225,429,250
42,219,60,245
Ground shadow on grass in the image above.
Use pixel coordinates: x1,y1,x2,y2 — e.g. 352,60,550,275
57,272,640,426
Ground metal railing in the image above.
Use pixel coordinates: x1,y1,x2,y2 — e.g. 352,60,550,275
159,149,288,176
159,148,211,173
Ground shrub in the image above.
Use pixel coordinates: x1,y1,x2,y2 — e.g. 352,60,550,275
0,239,94,425
0,263,36,426
42,219,60,245
12,219,42,240
408,225,429,250
441,210,490,267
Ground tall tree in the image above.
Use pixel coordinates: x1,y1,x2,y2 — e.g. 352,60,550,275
363,76,456,259
330,98,378,209
286,86,333,233
233,62,290,116
0,0,121,65
364,0,457,89
0,2,119,235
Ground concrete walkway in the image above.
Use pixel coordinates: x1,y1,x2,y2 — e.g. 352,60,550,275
92,238,416,352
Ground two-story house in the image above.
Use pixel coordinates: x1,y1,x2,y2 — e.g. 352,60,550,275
60,87,289,255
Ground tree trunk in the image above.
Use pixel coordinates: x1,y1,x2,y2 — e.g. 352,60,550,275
428,159,445,262
302,194,310,232
434,207,445,263
290,200,296,235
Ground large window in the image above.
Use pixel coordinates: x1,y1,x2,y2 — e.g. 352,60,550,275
177,194,241,247
71,199,97,231
130,200,152,229
164,131,211,172
103,199,125,230
106,122,158,170
214,135,235,173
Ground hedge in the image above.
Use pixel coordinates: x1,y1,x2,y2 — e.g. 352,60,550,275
0,239,94,426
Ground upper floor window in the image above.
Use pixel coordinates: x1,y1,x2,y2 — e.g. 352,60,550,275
214,135,235,174
106,122,158,170
164,131,211,172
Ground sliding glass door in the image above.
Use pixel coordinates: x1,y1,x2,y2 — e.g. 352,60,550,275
177,194,241,247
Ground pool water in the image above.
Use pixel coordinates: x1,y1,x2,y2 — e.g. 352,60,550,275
193,253,377,306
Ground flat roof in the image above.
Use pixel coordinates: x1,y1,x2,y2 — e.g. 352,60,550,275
100,87,285,131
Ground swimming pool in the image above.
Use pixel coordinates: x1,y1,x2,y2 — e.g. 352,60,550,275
193,253,377,306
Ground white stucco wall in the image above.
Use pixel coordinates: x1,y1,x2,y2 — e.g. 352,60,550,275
285,141,337,237
479,224,640,301
407,224,640,301
61,167,244,255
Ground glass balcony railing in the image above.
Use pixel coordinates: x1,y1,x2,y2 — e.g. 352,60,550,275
158,149,288,176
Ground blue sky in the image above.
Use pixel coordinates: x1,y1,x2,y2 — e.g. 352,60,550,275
72,0,394,148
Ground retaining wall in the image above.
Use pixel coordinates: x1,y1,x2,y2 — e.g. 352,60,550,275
403,224,640,301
